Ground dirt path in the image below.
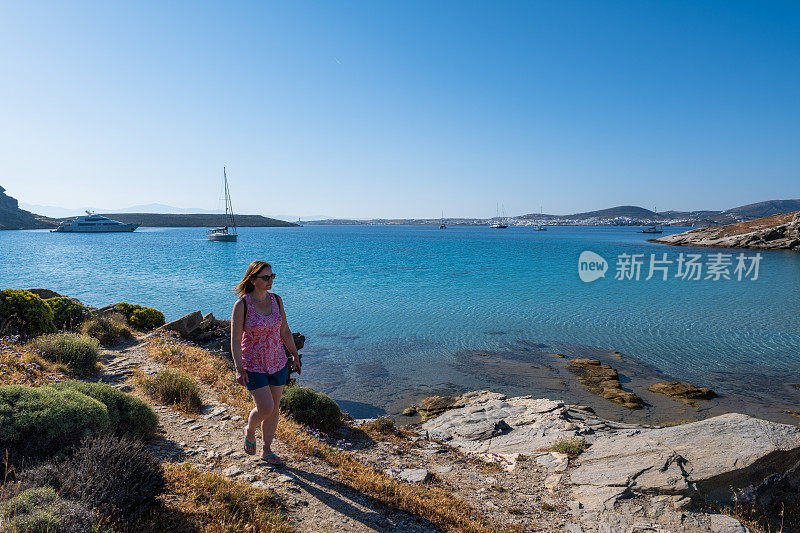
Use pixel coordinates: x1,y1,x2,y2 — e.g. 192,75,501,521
94,337,575,532
96,340,444,532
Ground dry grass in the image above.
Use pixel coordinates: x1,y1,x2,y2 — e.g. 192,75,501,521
159,463,292,533
136,368,204,414
0,337,67,386
145,331,520,533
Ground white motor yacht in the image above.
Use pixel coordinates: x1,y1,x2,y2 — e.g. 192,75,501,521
52,211,140,233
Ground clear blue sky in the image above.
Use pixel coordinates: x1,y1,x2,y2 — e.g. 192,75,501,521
1,1,798,219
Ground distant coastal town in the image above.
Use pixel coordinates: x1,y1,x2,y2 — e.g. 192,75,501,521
2,184,800,230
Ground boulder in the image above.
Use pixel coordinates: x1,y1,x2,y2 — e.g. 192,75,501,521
160,311,204,336
422,392,612,456
569,413,800,506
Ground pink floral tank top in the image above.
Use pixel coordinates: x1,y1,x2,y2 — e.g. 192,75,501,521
241,293,287,374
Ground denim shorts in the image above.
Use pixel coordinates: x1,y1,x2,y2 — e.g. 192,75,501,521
245,363,289,391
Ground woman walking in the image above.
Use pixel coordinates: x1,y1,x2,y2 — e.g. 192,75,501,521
231,260,301,465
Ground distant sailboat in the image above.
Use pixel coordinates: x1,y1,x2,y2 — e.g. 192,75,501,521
533,205,547,231
640,205,663,234
439,211,446,229
207,167,238,242
490,203,508,229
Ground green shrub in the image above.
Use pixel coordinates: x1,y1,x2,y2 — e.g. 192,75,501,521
0,289,55,337
29,333,100,377
79,315,133,347
130,307,165,331
44,297,88,331
280,386,341,433
52,381,158,440
20,434,164,522
115,302,165,331
0,385,110,465
548,435,588,456
137,369,202,413
0,486,97,533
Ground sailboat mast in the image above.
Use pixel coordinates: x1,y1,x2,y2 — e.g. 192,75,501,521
223,167,237,232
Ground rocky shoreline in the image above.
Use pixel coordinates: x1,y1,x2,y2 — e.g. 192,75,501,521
651,211,800,251
417,389,800,532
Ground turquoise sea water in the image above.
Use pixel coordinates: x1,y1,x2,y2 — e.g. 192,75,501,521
2,225,799,417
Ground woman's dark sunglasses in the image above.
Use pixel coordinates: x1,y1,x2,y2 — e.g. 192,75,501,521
254,273,276,281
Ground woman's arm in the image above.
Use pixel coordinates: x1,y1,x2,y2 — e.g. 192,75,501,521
274,294,300,374
230,299,248,385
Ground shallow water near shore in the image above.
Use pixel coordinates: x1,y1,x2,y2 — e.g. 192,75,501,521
2,225,799,422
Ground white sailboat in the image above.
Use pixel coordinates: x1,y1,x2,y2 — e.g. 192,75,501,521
490,203,508,228
206,167,238,242
439,211,446,229
532,205,547,231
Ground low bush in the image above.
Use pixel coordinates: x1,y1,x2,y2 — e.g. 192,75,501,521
280,386,341,433
137,369,202,413
0,289,55,337
115,303,165,331
44,297,88,331
368,416,395,433
21,434,164,522
52,380,158,440
0,486,98,533
549,435,588,456
29,333,100,377
0,385,110,465
79,315,133,347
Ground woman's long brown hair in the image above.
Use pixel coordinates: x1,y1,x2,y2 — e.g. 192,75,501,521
233,260,271,297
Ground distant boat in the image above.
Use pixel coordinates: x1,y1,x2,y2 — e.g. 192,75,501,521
206,167,238,242
640,205,663,234
533,206,547,231
439,211,446,229
490,203,509,228
52,211,140,233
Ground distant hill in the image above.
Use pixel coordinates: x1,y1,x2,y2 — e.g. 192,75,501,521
21,202,220,218
561,205,656,220
520,200,800,224
0,186,57,230
81,213,300,228
722,199,800,219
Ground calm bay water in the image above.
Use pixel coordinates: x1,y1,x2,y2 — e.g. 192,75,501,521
2,225,799,418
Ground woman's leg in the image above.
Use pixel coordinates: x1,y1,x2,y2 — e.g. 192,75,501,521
261,384,284,456
245,386,275,443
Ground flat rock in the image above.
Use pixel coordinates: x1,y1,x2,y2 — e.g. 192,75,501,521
648,381,717,401
535,452,569,473
222,466,243,477
396,468,432,483
570,413,800,505
567,359,645,409
421,392,618,456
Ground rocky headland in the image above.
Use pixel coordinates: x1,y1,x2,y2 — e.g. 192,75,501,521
0,185,57,230
651,211,800,251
